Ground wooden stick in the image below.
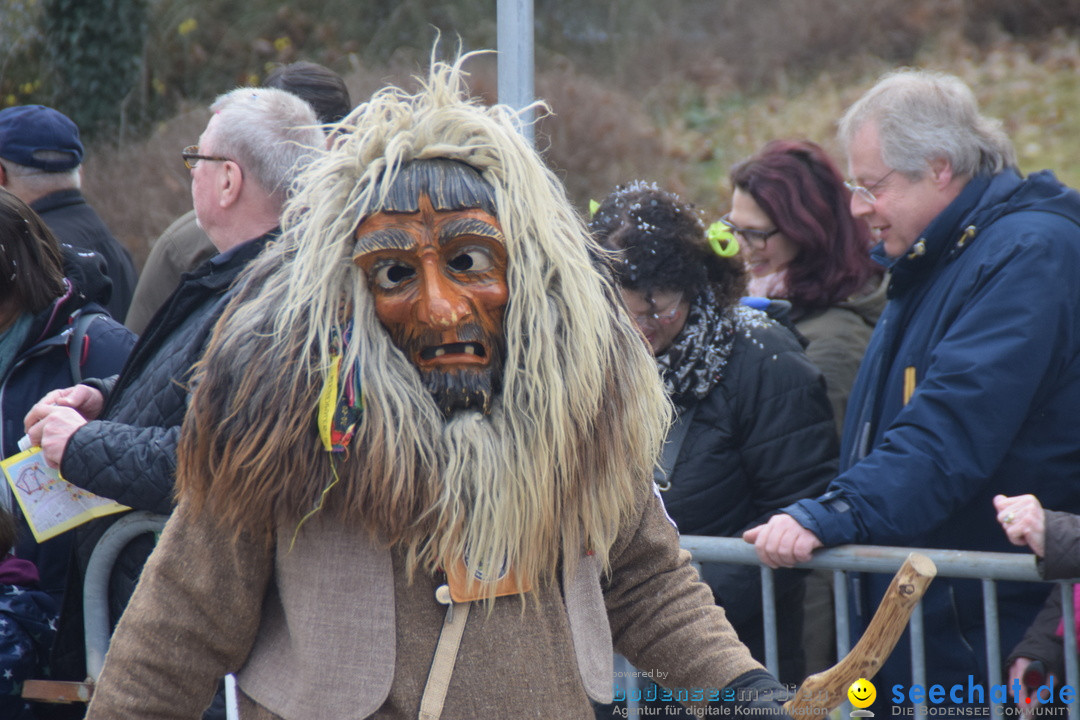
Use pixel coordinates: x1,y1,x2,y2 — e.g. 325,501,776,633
21,679,94,704
784,552,937,716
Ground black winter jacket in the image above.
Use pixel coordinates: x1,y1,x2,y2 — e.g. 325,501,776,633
32,189,138,322
658,304,837,684
3,248,135,603
50,232,276,681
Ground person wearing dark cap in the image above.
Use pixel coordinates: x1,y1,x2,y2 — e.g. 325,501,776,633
124,62,352,334
0,105,137,322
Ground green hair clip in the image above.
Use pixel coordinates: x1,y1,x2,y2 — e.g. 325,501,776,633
706,221,740,257
588,199,600,218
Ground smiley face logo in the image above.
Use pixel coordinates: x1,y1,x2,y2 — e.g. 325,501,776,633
848,678,876,709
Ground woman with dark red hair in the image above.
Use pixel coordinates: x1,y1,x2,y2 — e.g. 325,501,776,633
728,139,887,433
728,140,887,677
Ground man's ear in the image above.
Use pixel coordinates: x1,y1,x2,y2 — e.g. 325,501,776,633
929,156,954,189
218,160,243,208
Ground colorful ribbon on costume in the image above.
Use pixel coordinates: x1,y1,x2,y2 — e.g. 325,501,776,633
317,321,363,453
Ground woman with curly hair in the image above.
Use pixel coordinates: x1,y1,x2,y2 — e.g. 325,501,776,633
729,139,887,433
590,181,838,694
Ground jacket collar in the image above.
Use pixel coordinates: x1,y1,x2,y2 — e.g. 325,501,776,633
29,188,86,215
885,173,995,297
184,227,279,289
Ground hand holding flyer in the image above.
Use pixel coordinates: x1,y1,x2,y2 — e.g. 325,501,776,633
2,446,129,542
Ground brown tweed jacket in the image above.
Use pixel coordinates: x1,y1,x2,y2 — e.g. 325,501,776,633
85,483,761,719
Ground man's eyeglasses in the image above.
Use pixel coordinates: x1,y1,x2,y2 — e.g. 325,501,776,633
845,169,896,205
632,293,684,327
719,214,779,249
182,145,230,170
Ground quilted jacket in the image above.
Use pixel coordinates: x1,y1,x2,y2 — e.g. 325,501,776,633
50,231,276,681
655,302,837,684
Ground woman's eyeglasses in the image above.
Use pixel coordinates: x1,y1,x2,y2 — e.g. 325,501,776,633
719,214,779,249
181,145,231,170
632,294,685,326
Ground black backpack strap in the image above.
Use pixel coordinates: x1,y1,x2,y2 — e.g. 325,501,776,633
654,403,697,491
67,309,107,385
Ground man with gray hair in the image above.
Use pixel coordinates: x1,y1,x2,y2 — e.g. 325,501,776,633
0,104,137,320
124,60,353,334
22,87,324,702
746,69,1080,706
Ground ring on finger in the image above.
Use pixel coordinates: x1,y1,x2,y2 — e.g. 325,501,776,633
1003,511,1016,524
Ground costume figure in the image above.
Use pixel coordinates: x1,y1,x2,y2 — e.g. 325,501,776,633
84,56,791,719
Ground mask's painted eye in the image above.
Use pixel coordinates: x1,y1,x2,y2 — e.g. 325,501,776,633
448,248,495,273
373,262,415,289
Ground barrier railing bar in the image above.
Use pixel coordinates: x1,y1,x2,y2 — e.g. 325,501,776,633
679,537,1043,581
680,536,1080,719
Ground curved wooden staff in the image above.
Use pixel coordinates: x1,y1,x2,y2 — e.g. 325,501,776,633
784,552,937,716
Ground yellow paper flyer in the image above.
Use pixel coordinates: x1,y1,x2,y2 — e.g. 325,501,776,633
2,447,129,542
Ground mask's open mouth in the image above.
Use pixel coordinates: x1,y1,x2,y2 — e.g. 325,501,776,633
419,342,488,362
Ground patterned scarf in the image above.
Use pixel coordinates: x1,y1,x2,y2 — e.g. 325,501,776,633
655,285,780,403
655,284,738,401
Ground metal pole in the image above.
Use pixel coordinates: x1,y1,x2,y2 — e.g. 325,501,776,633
761,566,779,676
1061,582,1079,720
983,579,1004,720
496,0,535,144
910,598,927,717
834,570,853,717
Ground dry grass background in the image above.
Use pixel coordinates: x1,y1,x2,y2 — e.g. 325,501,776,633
75,6,1080,270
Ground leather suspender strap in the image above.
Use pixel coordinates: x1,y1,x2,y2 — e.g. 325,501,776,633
418,589,472,720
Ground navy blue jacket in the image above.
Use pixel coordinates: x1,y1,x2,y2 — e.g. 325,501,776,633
2,248,135,603
0,557,58,720
786,169,1080,697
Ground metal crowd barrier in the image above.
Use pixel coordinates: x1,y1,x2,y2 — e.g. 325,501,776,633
72,518,1080,720
678,535,1080,720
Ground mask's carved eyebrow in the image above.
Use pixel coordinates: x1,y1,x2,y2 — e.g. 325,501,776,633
353,228,415,255
438,217,504,246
